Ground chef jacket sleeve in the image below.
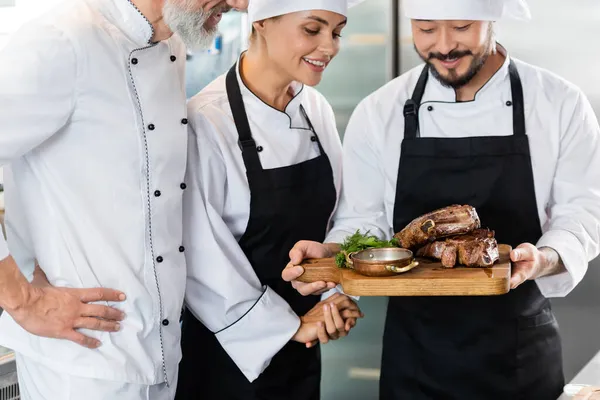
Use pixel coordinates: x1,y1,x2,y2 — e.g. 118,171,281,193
535,89,600,298
325,98,393,244
0,22,77,260
182,120,301,382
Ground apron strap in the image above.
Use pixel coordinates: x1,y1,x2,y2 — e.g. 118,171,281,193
226,63,263,171
403,65,430,139
404,61,527,139
508,59,526,137
299,105,326,156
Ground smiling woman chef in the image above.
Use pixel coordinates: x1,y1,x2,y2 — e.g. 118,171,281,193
283,0,600,399
176,1,365,399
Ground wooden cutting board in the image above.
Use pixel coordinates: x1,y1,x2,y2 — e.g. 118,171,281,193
297,244,512,297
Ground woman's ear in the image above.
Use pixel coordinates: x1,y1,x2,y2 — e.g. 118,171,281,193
252,19,268,36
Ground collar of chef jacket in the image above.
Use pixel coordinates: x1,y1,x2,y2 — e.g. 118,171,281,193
94,0,155,46
415,46,516,138
233,52,309,130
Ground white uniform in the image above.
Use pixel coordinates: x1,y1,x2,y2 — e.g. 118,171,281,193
0,0,298,398
326,53,600,298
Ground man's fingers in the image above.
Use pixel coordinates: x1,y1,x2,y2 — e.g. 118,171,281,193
64,330,101,349
74,317,121,333
510,262,535,289
510,243,536,263
76,288,126,303
81,304,125,321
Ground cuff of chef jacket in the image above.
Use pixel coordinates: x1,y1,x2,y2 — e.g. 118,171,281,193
321,285,360,302
215,286,301,382
535,230,588,298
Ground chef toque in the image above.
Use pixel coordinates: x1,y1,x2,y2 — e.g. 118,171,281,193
403,0,531,21
249,0,366,23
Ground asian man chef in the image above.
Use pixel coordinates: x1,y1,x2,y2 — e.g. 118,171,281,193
282,0,600,399
176,0,365,399
0,0,318,398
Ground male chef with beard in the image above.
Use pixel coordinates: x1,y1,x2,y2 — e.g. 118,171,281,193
0,0,321,399
283,0,600,398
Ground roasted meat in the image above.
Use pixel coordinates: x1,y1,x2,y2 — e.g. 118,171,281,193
417,229,499,268
394,205,481,249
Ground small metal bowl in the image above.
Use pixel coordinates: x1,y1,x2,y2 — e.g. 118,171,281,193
349,248,419,277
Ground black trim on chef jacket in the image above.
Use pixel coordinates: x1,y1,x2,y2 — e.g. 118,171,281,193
126,44,171,386
176,63,337,400
380,60,564,400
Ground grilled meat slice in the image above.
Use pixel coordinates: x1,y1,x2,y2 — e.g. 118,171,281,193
417,229,499,268
417,241,458,268
394,205,481,249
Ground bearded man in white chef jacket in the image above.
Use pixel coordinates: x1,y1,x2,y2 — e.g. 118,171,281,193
0,0,325,398
283,0,600,399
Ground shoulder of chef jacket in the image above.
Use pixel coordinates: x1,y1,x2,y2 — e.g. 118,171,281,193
326,53,600,299
183,56,344,376
0,0,189,387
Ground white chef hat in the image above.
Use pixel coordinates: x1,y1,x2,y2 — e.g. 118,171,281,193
249,0,366,23
403,0,531,21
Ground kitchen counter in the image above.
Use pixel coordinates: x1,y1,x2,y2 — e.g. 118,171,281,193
558,350,600,399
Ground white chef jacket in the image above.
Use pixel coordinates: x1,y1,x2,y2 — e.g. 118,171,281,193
0,0,295,386
185,58,344,319
326,51,600,298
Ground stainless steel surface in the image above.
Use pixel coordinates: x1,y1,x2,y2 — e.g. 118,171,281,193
0,372,19,400
0,352,18,400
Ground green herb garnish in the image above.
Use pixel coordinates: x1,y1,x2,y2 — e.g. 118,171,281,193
335,230,400,268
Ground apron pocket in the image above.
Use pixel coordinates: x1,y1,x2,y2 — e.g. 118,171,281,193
516,307,564,400
518,307,555,329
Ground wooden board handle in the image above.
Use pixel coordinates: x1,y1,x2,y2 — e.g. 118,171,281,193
295,258,342,284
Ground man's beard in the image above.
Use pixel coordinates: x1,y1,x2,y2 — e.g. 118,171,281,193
416,27,494,89
163,0,229,51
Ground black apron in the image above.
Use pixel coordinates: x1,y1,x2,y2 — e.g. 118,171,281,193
380,61,564,400
176,64,337,400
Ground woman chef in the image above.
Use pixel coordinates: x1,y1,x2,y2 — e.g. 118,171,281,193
283,0,600,399
176,0,365,399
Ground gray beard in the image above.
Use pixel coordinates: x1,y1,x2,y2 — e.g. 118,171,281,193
162,0,218,51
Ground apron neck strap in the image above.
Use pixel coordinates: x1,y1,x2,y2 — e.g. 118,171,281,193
299,105,326,155
508,59,526,137
403,59,527,139
226,63,263,171
403,65,430,139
